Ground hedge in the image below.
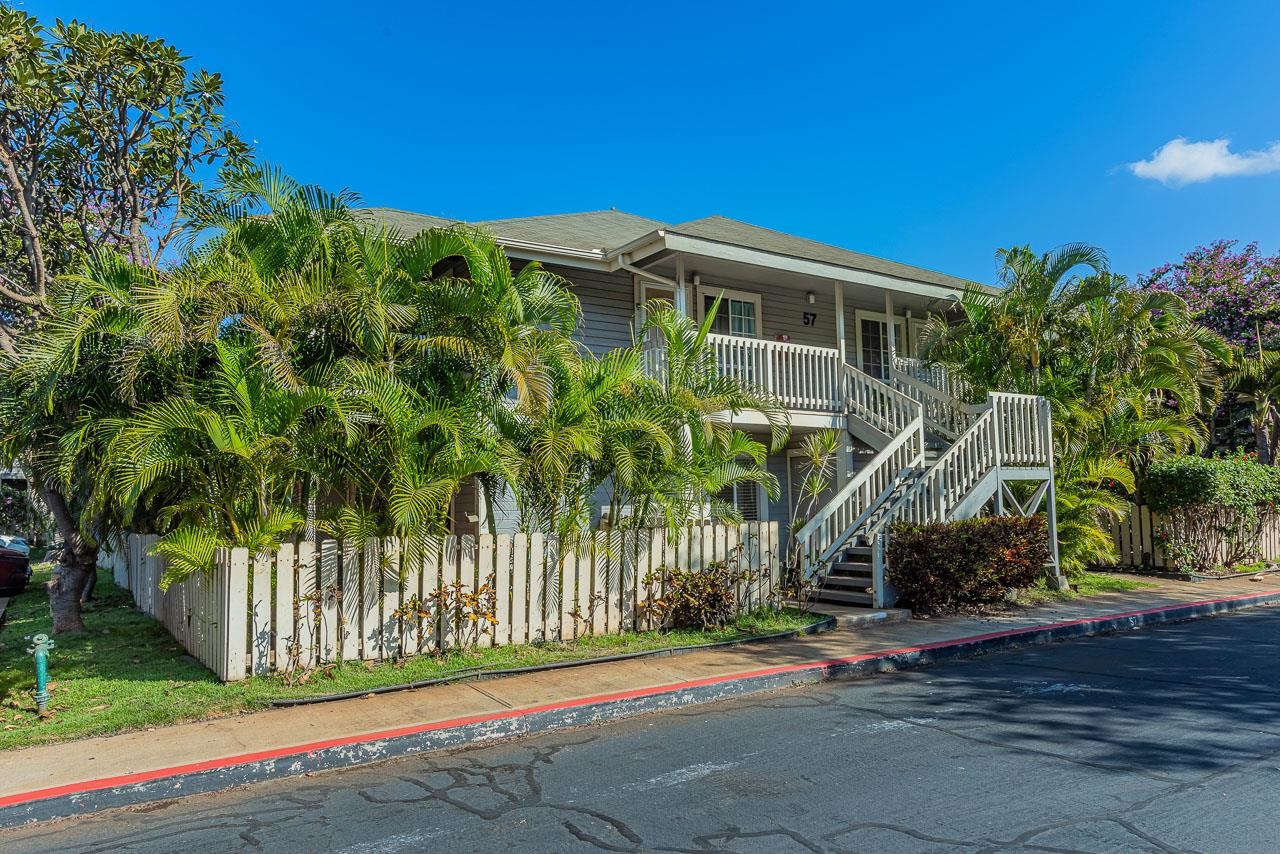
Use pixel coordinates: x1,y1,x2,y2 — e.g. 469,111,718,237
886,516,1050,615
1144,453,1280,514
1144,454,1280,572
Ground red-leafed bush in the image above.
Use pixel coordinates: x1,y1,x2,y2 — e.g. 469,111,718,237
886,516,1050,614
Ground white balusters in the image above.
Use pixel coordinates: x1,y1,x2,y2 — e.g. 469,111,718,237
702,334,844,412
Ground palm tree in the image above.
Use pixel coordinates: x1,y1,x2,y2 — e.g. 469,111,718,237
501,300,789,543
924,243,1110,396
2,167,794,630
633,300,788,525
1225,343,1280,464
921,244,1229,575
101,339,348,585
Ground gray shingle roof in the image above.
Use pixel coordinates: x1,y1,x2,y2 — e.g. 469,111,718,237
358,207,975,289
473,210,668,253
357,207,457,236
667,215,973,290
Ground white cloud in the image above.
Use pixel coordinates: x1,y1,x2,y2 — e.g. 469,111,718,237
1129,137,1280,186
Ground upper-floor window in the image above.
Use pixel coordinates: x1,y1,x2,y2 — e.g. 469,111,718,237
698,287,761,339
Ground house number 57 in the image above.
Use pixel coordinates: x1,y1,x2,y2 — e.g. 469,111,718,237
803,312,817,326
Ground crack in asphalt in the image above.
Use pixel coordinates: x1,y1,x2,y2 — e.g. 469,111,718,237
5,613,1279,853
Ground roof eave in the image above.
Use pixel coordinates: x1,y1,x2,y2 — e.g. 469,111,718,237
653,231,974,300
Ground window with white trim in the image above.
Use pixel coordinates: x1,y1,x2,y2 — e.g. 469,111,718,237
716,482,760,521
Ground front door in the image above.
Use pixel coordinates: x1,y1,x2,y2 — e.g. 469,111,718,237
856,312,907,379
788,453,835,529
635,280,677,375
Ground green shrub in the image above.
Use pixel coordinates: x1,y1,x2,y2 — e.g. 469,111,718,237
1144,454,1280,572
886,516,1050,615
640,557,771,630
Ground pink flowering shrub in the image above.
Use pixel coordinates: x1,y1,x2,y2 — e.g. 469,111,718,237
1138,240,1280,351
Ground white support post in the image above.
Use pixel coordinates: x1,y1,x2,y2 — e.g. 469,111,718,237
871,535,886,608
884,289,897,365
1042,399,1066,589
675,255,688,316
834,280,847,365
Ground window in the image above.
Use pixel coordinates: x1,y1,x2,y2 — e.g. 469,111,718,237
716,482,760,521
697,287,761,339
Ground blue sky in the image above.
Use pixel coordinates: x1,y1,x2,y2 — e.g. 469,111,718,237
20,0,1280,283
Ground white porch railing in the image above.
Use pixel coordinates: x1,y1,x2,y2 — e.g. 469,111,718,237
707,334,843,412
643,334,845,413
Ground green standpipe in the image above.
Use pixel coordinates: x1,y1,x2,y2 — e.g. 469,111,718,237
27,633,54,714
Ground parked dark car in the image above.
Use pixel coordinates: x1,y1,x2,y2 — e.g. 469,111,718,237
0,545,30,595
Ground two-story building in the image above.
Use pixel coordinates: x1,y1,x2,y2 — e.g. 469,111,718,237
365,208,1059,606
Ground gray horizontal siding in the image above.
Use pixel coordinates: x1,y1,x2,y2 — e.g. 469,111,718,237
761,285,839,351
694,277,839,352
545,263,636,356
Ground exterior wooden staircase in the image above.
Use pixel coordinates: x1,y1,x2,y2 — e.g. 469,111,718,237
797,359,1059,608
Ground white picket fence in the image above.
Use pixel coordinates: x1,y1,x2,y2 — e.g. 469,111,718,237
101,522,781,682
1110,502,1280,569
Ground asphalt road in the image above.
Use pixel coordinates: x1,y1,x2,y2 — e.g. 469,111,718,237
6,607,1280,853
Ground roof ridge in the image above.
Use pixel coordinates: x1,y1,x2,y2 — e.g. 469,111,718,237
474,209,668,226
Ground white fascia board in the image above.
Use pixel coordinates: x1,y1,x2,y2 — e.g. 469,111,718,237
661,233,967,301
501,243,613,271
605,231,668,266
720,409,843,431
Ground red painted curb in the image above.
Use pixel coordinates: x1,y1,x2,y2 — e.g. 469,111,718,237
4,588,1278,811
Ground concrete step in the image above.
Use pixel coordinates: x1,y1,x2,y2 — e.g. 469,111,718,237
800,603,912,628
810,588,875,606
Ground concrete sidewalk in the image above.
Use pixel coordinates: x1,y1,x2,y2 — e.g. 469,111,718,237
2,573,1279,826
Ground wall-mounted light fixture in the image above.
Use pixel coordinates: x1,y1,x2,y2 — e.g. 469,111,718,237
806,291,816,304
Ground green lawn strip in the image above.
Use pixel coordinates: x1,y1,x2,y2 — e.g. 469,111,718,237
1014,571,1156,607
0,566,816,751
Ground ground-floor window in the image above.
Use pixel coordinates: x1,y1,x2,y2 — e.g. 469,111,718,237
716,482,760,521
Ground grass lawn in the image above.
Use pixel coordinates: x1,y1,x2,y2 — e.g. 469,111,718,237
0,564,818,751
1014,571,1157,607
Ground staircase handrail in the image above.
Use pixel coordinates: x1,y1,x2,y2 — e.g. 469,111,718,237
793,413,925,578
814,466,919,568
865,400,997,540
843,365,923,439
893,355,971,401
886,366,975,441
863,391,1052,541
